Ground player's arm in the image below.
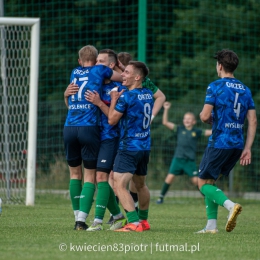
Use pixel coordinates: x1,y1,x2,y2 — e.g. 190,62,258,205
110,70,123,82
152,89,166,122
64,83,79,108
204,129,212,136
108,88,125,125
85,90,109,116
200,104,214,124
240,109,257,166
162,102,175,130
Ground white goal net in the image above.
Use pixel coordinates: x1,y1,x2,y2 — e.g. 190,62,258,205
0,18,40,205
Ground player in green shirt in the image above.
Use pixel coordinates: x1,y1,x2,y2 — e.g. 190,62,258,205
156,102,212,204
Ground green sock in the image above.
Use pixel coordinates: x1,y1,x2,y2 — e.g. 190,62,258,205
126,210,139,223
160,182,170,197
205,196,218,219
69,179,82,210
79,182,95,214
138,209,148,220
95,182,110,220
107,185,121,216
200,184,229,207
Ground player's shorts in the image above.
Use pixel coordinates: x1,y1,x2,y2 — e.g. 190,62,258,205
96,137,119,174
168,158,198,177
198,147,242,180
113,150,150,175
63,126,100,166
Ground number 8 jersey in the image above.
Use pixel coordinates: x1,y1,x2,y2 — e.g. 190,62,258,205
65,65,113,127
115,87,154,151
205,77,255,149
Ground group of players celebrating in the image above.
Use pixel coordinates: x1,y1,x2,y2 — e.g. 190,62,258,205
63,46,257,233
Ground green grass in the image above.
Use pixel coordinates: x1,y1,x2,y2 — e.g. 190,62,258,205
0,194,260,260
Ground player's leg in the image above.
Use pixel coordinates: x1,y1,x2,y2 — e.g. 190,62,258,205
156,157,181,204
63,126,83,229
197,148,242,233
69,165,82,229
113,151,143,232
76,126,100,230
88,138,126,231
106,171,118,224
133,150,150,231
129,179,139,212
132,175,150,231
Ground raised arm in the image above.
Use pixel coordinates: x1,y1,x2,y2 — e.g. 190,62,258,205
240,109,257,166
110,70,123,82
162,102,175,130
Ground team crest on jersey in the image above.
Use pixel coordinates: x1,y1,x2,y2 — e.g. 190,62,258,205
192,132,196,137
182,131,186,135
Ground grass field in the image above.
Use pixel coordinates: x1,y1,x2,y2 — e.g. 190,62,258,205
0,194,259,260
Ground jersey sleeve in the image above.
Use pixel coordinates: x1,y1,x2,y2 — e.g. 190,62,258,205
115,94,127,113
142,77,159,94
96,64,113,79
204,84,216,106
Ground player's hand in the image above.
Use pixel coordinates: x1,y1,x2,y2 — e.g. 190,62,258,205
163,101,171,109
110,87,125,101
206,115,213,125
240,149,251,166
85,90,101,105
64,83,79,97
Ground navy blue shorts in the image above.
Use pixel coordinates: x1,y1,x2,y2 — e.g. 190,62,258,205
96,137,119,174
63,126,100,166
199,147,242,180
113,150,150,175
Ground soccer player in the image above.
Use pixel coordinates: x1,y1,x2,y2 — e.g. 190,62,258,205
156,102,212,204
63,45,122,230
108,61,154,232
106,52,166,225
83,49,127,231
196,49,257,233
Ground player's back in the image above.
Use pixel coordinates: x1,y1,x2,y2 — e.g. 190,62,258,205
65,65,112,127
116,88,154,151
206,77,255,149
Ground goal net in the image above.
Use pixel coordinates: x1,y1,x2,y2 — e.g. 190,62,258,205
0,18,40,205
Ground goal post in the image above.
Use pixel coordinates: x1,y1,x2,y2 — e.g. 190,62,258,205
0,17,40,206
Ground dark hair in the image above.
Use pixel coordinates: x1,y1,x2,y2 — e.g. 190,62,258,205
99,49,118,65
118,52,133,66
128,61,149,79
214,49,239,73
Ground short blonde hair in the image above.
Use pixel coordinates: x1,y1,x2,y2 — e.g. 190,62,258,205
78,45,98,63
